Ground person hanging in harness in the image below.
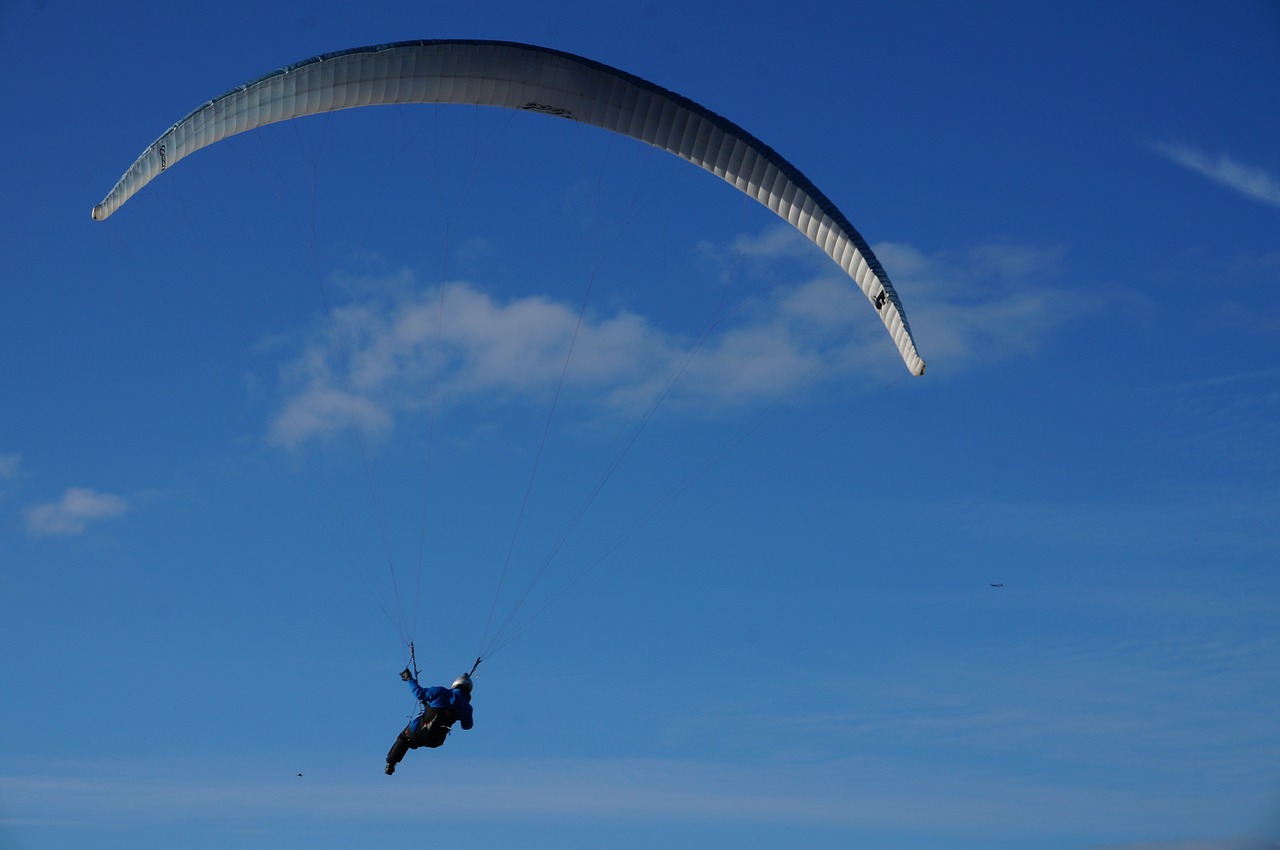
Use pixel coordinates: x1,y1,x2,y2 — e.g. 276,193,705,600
384,669,474,775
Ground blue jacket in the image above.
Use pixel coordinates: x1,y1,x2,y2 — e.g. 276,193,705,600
408,678,473,731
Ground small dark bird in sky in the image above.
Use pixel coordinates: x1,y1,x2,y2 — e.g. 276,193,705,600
989,583,1004,588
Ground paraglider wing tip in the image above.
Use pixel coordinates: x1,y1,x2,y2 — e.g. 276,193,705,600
91,202,109,221
914,359,926,376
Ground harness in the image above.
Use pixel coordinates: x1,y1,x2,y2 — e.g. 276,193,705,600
412,706,457,748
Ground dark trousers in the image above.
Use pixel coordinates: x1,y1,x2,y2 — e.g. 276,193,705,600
386,726,416,768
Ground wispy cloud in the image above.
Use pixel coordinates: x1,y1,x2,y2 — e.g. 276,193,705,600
24,487,128,536
1092,838,1280,850
1153,140,1280,209
0,453,20,481
874,241,1088,370
698,225,822,267
708,622,1280,780
2,751,1270,843
0,756,907,825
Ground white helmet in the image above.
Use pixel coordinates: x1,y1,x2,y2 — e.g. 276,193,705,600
451,673,473,694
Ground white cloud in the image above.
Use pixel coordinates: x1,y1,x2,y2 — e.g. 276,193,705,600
269,385,394,447
25,487,129,537
266,262,892,448
262,231,1087,448
1153,140,1280,209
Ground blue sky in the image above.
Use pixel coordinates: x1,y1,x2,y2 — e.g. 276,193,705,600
2,1,1279,849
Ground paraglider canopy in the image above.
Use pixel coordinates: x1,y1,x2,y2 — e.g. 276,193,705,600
92,39,925,376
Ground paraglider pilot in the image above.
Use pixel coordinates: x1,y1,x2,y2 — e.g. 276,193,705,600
385,670,474,775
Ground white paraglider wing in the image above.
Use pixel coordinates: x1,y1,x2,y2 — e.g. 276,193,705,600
93,40,925,376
